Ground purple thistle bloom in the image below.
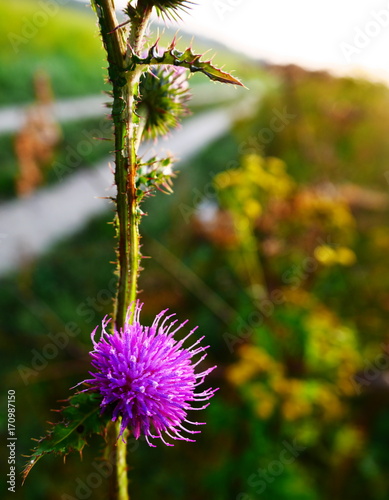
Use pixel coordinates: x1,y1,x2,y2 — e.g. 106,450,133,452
82,302,217,447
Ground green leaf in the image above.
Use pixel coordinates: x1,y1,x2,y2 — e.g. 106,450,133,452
22,392,109,484
129,45,244,87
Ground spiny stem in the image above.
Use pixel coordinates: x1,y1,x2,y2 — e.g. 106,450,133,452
92,1,152,499
114,83,131,331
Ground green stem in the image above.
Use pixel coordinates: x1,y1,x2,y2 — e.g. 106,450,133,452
116,421,130,500
91,1,152,499
106,420,129,500
134,115,147,158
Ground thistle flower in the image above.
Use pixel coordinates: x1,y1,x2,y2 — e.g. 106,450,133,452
82,302,217,447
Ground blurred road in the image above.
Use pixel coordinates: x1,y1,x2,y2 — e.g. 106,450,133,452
0,83,249,134
0,95,107,135
0,99,256,277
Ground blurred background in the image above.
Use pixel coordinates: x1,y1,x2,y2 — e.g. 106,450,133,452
1,1,389,499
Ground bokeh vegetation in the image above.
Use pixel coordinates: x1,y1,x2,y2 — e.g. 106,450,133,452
1,1,389,500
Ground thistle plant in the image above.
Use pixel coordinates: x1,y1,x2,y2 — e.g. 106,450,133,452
23,1,242,498
83,303,217,447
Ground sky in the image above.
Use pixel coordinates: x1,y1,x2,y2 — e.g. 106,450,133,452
84,0,389,84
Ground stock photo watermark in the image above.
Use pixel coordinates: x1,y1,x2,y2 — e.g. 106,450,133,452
179,106,296,223
223,288,286,353
53,117,112,181
6,390,17,493
351,342,389,394
223,236,335,353
237,439,306,498
238,107,297,155
213,0,246,20
17,277,117,385
8,0,71,53
340,4,389,62
61,436,145,500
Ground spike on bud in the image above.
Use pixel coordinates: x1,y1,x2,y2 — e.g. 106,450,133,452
137,63,191,139
134,0,194,21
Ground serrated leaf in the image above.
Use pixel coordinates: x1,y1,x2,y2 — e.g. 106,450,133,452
22,392,109,484
136,155,175,196
130,45,244,87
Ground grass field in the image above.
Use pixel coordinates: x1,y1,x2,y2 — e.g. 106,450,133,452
0,0,261,201
0,0,256,106
0,1,107,104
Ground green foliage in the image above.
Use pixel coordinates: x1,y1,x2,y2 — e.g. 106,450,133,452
2,87,389,495
136,66,389,499
1,2,389,495
0,1,107,104
22,392,109,483
235,66,389,188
